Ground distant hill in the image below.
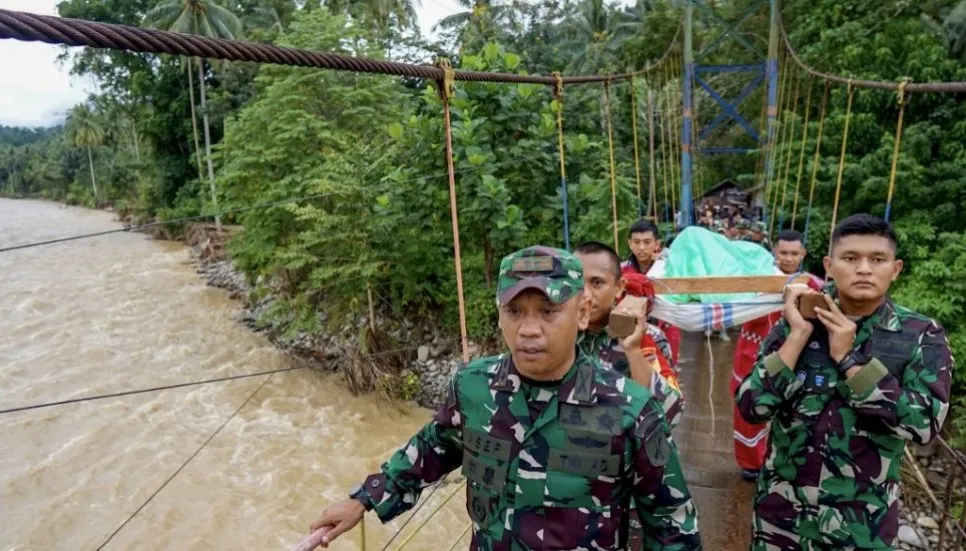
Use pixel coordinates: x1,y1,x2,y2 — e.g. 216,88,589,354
0,125,62,148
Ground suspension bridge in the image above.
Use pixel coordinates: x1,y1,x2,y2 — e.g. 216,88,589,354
1,2,965,549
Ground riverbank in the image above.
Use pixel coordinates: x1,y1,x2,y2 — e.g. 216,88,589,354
183,224,463,410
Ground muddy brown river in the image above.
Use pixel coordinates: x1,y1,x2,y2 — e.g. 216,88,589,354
0,199,469,550
0,199,753,550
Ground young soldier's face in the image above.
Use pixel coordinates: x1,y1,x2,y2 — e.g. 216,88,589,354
774,239,806,275
499,290,589,380
575,252,623,328
628,231,660,264
824,235,903,301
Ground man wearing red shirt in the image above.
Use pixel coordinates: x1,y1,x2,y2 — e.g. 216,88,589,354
732,229,823,480
621,219,682,366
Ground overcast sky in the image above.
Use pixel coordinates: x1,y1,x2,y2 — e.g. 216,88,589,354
0,0,466,128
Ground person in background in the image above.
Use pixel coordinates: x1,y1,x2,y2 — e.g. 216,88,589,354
731,230,822,481
308,246,703,551
622,219,682,365
736,214,954,550
575,241,684,429
574,241,688,551
748,221,771,251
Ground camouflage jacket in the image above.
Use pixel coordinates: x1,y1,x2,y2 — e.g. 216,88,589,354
735,297,954,549
359,352,702,550
578,328,685,430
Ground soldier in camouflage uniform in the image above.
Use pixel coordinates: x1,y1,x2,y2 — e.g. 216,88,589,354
748,221,771,251
310,246,702,550
735,214,954,550
573,241,684,429
735,219,752,241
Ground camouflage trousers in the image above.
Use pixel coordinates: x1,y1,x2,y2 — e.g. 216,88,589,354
751,524,879,551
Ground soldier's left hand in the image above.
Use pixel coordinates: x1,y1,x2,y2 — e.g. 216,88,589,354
814,294,857,363
620,310,649,352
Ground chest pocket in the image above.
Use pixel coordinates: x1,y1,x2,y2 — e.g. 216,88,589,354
462,428,511,534
796,340,838,396
869,329,919,377
544,404,623,510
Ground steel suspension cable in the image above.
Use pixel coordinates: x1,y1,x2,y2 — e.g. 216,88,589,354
827,81,856,258
885,80,910,222
777,68,803,230
604,80,620,250
669,56,684,212
393,480,468,551
96,372,276,550
754,88,769,187
0,9,684,87
765,48,791,227
647,80,674,226
658,76,672,226
689,55,701,201
768,50,793,236
629,77,645,218
0,366,305,415
802,80,831,246
790,78,814,227
552,73,570,249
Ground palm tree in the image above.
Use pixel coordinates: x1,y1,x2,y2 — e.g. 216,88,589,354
435,0,508,46
145,0,243,229
322,0,418,40
66,104,104,201
560,0,631,76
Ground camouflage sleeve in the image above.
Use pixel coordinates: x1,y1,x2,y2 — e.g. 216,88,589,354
630,401,702,550
837,321,954,444
735,320,804,425
358,371,464,523
650,371,685,431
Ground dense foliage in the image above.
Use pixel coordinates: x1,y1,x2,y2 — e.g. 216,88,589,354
2,0,965,431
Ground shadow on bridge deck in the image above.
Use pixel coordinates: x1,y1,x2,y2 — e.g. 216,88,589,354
675,330,755,550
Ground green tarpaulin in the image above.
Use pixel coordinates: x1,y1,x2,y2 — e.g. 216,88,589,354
661,226,778,304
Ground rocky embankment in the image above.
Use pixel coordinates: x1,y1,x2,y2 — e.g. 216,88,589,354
895,445,966,550
186,227,464,410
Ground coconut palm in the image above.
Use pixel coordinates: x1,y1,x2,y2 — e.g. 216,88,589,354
145,0,243,228
560,0,633,76
66,104,104,200
435,0,509,46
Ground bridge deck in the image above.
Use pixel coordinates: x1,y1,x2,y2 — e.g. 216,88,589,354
675,330,755,549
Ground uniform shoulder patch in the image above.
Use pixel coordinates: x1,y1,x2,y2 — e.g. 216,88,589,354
634,405,670,467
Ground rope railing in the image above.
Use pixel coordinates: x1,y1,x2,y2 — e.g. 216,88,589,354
0,9,680,87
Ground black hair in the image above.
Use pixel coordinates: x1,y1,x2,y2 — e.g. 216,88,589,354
831,213,898,251
628,219,660,240
574,241,622,281
775,229,805,245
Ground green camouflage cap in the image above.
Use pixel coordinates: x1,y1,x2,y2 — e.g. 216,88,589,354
736,219,751,229
753,220,766,232
497,246,583,305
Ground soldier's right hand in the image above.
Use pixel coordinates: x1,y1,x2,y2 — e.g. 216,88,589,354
782,284,814,337
307,499,365,548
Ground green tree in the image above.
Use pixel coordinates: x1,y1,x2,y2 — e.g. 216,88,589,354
219,8,406,332
145,0,244,228
66,104,105,201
